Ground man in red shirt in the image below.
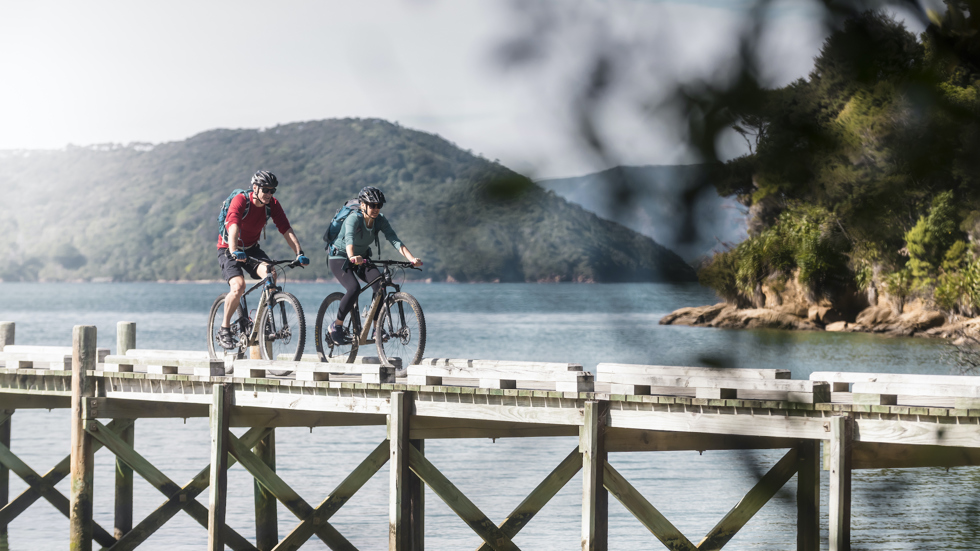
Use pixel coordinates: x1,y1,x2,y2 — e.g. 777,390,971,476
216,170,309,349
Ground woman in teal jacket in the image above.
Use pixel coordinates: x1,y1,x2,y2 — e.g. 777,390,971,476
326,186,422,343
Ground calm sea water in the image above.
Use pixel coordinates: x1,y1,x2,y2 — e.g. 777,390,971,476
0,281,976,550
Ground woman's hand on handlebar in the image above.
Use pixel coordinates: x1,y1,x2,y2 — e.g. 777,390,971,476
409,257,423,267
350,255,365,265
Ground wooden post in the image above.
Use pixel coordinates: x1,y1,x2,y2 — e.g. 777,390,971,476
0,321,13,351
113,422,134,540
829,416,853,551
0,409,9,538
70,325,97,551
581,400,608,551
410,438,424,550
0,320,11,540
116,321,135,355
390,391,412,550
208,383,232,551
114,321,136,540
797,440,820,551
254,430,278,551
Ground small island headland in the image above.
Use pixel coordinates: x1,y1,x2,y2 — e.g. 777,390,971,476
660,275,980,343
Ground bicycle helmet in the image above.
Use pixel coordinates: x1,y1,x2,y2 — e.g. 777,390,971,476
251,170,279,188
358,186,386,206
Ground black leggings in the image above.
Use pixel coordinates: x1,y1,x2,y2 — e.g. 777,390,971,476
329,258,382,322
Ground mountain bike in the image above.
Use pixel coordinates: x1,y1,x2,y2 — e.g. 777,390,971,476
207,259,305,376
314,259,425,368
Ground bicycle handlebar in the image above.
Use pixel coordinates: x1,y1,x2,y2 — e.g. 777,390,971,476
363,259,421,270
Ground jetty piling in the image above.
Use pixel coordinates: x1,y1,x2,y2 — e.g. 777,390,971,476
2,320,980,549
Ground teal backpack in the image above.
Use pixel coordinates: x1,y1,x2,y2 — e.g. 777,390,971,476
323,198,380,256
217,189,271,243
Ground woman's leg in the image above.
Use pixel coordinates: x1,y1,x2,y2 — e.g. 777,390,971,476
329,259,361,324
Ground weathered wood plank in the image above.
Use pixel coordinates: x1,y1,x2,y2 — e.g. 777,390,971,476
829,417,852,551
608,409,830,440
0,395,70,409
274,440,389,550
115,420,135,540
254,431,278,551
408,445,519,550
410,439,424,551
797,440,820,551
581,401,607,551
70,325,97,551
0,410,8,536
413,401,583,427
226,431,355,549
208,383,232,551
87,420,259,550
605,428,798,453
811,371,980,385
411,417,577,440
697,448,799,550
0,419,131,528
852,441,980,469
596,363,790,379
108,426,268,551
407,365,592,383
854,418,980,448
852,381,980,398
602,462,695,551
476,447,581,551
419,358,582,371
0,435,117,547
390,391,411,551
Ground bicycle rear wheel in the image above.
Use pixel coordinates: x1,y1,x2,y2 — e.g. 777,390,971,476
314,292,358,363
376,292,425,368
258,291,306,374
208,293,247,361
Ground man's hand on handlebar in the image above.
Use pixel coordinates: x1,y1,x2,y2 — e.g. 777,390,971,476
230,250,247,263
295,250,309,267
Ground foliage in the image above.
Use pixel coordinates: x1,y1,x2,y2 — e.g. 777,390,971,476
905,191,962,287
698,8,980,310
699,204,850,304
0,119,697,283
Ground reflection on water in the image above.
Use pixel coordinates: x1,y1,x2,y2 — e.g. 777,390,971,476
0,282,975,549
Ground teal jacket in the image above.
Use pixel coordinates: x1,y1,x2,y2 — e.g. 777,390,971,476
328,212,405,260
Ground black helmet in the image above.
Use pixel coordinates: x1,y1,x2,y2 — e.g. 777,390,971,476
358,186,386,206
251,170,278,188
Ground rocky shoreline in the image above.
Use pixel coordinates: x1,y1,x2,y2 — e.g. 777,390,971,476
659,302,980,342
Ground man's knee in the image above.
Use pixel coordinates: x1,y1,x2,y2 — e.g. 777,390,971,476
228,276,246,296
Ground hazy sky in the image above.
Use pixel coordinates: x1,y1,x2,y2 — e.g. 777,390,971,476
0,0,927,177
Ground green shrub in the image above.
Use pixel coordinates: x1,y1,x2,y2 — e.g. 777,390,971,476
906,191,961,287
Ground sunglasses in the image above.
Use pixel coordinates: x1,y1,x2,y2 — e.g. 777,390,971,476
365,202,382,209
257,186,276,195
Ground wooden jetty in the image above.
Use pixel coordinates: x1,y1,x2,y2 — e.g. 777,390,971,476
1,320,980,550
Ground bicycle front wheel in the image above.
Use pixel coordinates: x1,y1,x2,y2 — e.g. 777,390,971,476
258,291,306,373
314,292,358,363
208,293,247,360
376,292,425,368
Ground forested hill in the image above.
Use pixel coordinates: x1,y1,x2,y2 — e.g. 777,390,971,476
0,119,696,283
538,164,747,262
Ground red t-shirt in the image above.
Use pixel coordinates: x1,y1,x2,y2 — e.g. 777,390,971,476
216,191,291,249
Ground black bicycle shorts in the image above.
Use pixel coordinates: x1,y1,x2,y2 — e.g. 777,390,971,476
217,246,272,281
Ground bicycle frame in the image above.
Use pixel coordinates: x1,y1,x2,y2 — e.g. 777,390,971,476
234,261,293,349
349,261,404,346
237,279,277,348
